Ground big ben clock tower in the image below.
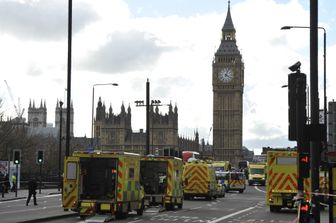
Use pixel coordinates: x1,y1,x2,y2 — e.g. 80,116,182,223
212,1,244,166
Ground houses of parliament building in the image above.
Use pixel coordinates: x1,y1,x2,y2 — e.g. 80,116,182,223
94,97,199,154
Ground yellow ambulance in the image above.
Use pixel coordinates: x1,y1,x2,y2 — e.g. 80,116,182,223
140,155,184,210
183,160,217,200
266,150,310,212
63,151,144,219
248,162,266,186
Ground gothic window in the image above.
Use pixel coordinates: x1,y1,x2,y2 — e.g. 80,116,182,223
95,126,100,137
33,117,38,127
158,131,164,143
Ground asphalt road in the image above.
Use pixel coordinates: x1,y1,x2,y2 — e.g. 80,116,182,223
0,185,329,222
0,193,72,223
47,185,301,223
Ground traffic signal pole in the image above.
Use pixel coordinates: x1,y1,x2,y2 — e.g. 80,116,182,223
310,1,320,221
39,163,42,194
296,75,307,195
15,164,18,198
146,79,150,155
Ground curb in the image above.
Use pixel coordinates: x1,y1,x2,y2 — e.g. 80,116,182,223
0,196,26,202
18,213,77,223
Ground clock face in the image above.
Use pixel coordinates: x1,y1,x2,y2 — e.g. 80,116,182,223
218,68,233,83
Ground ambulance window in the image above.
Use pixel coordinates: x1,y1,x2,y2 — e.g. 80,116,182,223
277,157,296,165
129,168,134,179
67,162,77,180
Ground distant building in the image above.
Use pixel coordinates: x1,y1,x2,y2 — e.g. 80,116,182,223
55,99,74,138
27,99,74,137
212,1,244,166
94,97,199,154
28,100,47,128
261,146,296,155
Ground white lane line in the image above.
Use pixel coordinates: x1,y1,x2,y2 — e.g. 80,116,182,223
208,206,255,223
254,186,266,193
128,219,143,223
191,206,202,210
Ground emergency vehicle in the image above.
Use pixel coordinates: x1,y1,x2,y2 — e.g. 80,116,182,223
266,150,310,212
216,171,246,193
62,151,144,219
183,160,217,200
212,161,231,172
140,156,184,210
248,162,266,186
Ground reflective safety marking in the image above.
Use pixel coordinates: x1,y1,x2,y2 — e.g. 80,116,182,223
167,161,173,194
64,195,76,208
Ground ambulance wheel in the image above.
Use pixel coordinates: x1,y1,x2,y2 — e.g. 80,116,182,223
177,200,183,209
165,202,174,210
270,205,281,212
137,199,144,216
116,211,128,219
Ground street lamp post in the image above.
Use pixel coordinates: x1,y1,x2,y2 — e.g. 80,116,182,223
281,24,326,222
58,101,63,192
135,79,168,155
281,25,327,129
91,83,118,148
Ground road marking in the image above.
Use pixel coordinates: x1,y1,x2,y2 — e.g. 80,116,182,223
208,206,255,223
254,186,266,193
128,219,143,223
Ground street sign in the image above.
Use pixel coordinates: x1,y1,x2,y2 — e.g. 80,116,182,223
319,109,324,124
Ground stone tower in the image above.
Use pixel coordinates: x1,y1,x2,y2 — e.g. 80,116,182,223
55,99,74,137
94,97,132,151
28,99,47,128
94,97,180,154
212,1,244,166
150,103,179,151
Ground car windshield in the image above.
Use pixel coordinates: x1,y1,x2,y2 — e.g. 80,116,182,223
250,168,264,174
216,172,228,180
231,173,244,180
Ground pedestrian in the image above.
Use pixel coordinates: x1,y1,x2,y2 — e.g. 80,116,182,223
26,178,38,206
4,174,10,193
1,174,4,198
11,174,16,192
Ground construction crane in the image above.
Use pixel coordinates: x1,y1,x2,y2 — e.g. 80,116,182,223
4,80,25,119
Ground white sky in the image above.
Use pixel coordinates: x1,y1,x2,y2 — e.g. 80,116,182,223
0,0,335,155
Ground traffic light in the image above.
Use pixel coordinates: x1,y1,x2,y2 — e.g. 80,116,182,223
288,72,306,141
299,153,310,178
13,150,20,165
37,150,44,164
299,200,311,222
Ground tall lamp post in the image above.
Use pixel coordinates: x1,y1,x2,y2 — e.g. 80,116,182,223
282,23,325,222
135,79,168,155
91,83,118,148
281,25,327,133
58,101,63,192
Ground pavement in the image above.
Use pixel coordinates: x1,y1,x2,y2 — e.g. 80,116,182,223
0,188,77,222
0,188,61,202
0,189,331,222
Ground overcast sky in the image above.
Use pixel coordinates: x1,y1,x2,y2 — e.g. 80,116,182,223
0,0,335,155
